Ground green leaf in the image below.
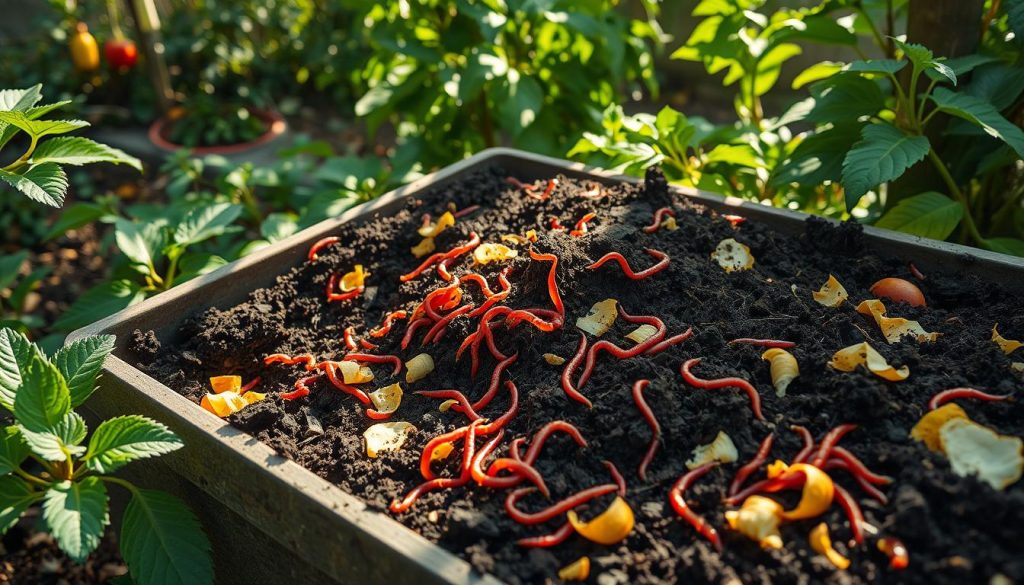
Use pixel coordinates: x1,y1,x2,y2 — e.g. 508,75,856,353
173,203,243,247
792,61,844,89
45,203,109,242
1009,0,1024,41
874,191,964,240
499,74,545,137
175,253,227,283
0,163,69,207
806,73,885,123
842,124,930,209
31,137,142,172
893,39,956,85
703,144,760,167
0,476,39,535
18,411,88,461
54,280,146,332
0,328,42,410
751,43,802,96
984,237,1024,257
0,250,28,291
13,356,71,433
0,85,43,149
115,219,155,269
0,111,89,140
121,489,214,585
844,59,907,75
85,415,182,474
930,87,1024,158
43,478,110,563
54,334,115,407
0,426,30,475
259,213,299,243
771,122,864,187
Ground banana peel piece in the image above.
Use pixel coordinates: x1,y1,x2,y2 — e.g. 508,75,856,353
812,274,848,308
762,348,799,397
828,342,909,381
992,324,1023,355
856,300,940,343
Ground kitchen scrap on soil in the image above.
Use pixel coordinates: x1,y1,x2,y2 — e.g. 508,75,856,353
131,166,1024,585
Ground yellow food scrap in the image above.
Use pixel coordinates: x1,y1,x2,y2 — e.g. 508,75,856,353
576,299,618,337
543,353,566,366
473,243,518,265
626,324,659,345
711,238,754,272
430,441,455,462
910,403,969,452
828,342,909,381
209,375,241,394
812,274,849,308
686,431,738,470
411,237,436,258
762,348,799,397
725,495,783,549
417,211,455,238
992,324,1023,355
939,418,1024,490
201,391,260,418
405,353,434,383
809,523,851,570
364,421,416,458
767,462,835,521
500,233,529,245
662,215,678,231
856,300,940,343
557,557,590,582
338,361,374,384
340,264,369,292
567,497,635,545
369,383,403,416
438,399,458,412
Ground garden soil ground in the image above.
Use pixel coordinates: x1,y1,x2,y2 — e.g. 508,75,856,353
133,167,1024,584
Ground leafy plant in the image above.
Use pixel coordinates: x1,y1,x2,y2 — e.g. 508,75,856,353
0,84,141,207
164,95,267,148
0,327,213,585
348,0,664,167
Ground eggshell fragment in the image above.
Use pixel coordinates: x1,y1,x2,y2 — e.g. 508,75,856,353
711,238,754,272
828,342,909,381
939,418,1023,490
812,274,848,308
856,300,940,343
686,431,738,469
364,422,416,458
576,299,618,337
369,383,404,416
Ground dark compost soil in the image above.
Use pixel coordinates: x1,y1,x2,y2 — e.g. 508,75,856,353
131,167,1024,585
1,511,126,584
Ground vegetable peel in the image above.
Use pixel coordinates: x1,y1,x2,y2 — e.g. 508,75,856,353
405,354,434,383
566,496,635,545
576,299,618,337
856,300,940,343
557,557,590,581
768,462,835,521
686,431,738,470
711,238,754,272
411,237,436,258
364,421,416,458
473,243,518,265
910,403,968,452
626,324,659,345
812,274,848,308
417,211,455,238
339,361,374,384
369,383,404,415
724,495,783,549
810,523,850,570
210,375,241,393
340,264,369,292
992,324,1023,355
761,348,799,397
828,342,909,381
939,418,1023,490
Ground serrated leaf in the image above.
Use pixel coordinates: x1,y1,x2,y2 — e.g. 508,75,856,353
0,476,39,535
0,85,42,111
54,334,115,407
845,59,907,75
806,73,885,123
173,203,243,247
43,478,109,563
842,124,930,209
54,280,146,332
85,415,182,474
930,87,1024,158
0,426,30,475
31,137,142,172
924,61,957,85
0,111,89,140
18,411,88,461
13,356,70,433
0,163,68,207
0,328,42,410
121,489,214,585
115,219,155,270
874,191,963,240
771,122,864,187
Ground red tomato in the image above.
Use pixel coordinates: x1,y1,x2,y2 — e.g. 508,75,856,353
104,39,138,70
870,278,926,307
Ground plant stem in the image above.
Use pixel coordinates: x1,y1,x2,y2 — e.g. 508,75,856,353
101,475,140,497
928,148,985,246
2,135,39,172
14,467,50,488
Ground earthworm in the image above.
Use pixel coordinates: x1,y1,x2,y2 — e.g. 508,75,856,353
476,380,520,435
722,468,806,506
522,421,588,465
307,236,340,262
416,389,482,420
460,273,497,298
586,248,670,280
549,217,565,230
727,338,796,349
505,176,531,190
240,377,262,393
909,262,926,281
370,310,408,338
504,483,619,525
343,353,402,377
399,252,446,282
790,425,815,463
263,353,314,367
679,358,764,421
516,522,574,548
323,363,371,405
326,273,363,302
466,353,519,412
577,307,666,388
830,446,892,485
644,328,694,356
401,318,433,350
509,437,526,461
343,326,359,351
668,462,722,551
421,425,474,481
392,421,482,513
632,380,661,481
823,459,888,504
453,204,480,218
722,214,746,226
423,303,475,345
359,338,379,351
928,387,1011,411
527,179,557,201
603,460,627,496
504,308,561,332
569,211,597,237
366,407,394,420
483,457,550,496
643,207,675,233
729,433,774,497
560,333,593,408
436,258,455,282
280,374,319,401
442,232,481,260
833,484,865,545
529,249,565,318
810,424,858,468
877,537,909,569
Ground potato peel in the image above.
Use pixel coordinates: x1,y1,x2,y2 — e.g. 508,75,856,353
828,342,909,381
369,383,404,415
626,324,659,345
724,495,783,550
543,353,566,366
992,324,1023,355
364,421,416,458
405,353,434,383
576,299,618,337
856,300,940,343
939,418,1024,490
761,348,799,397
812,274,848,308
567,496,635,545
711,238,755,272
686,431,738,469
